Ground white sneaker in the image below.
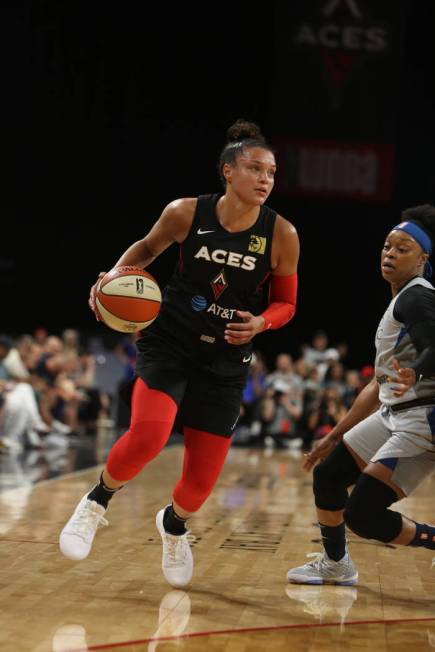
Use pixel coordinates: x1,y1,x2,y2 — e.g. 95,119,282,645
155,507,193,588
59,494,108,560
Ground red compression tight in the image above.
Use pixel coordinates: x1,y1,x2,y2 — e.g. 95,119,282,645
106,378,232,513
173,427,232,512
106,378,177,481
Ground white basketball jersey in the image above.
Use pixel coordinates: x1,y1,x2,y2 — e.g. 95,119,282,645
375,276,435,405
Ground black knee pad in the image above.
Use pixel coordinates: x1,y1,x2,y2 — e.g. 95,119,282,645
344,473,402,543
313,441,361,511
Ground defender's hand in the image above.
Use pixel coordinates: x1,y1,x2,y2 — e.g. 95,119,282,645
224,311,265,345
302,434,339,472
389,358,417,397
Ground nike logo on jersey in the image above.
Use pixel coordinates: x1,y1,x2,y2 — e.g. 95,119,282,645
243,355,252,363
197,228,215,235
194,245,257,270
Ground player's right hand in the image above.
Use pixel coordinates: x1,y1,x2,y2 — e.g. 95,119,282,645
302,433,339,472
89,272,106,321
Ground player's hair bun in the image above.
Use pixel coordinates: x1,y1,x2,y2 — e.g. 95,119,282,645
225,119,266,145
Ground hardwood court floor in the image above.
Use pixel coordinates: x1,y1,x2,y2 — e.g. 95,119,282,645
1,444,435,651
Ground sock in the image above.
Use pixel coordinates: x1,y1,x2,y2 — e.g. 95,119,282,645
409,522,435,549
163,504,188,535
87,473,123,509
320,522,346,561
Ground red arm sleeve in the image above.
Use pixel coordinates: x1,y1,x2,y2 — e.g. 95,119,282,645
260,273,297,331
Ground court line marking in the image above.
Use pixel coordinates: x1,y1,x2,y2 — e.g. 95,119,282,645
3,458,435,647
66,615,435,651
0,538,57,544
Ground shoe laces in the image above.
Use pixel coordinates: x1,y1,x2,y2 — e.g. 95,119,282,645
305,552,329,570
73,502,108,540
163,532,195,568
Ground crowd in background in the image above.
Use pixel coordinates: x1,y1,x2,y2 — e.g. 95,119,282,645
0,328,135,453
235,331,374,450
0,328,374,454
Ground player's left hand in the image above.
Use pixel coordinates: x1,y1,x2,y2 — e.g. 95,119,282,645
224,311,265,345
389,358,417,396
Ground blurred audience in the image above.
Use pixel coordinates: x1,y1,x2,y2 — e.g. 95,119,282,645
0,327,375,454
232,330,375,450
0,329,123,453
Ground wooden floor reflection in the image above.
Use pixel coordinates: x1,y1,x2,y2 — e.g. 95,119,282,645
1,444,435,651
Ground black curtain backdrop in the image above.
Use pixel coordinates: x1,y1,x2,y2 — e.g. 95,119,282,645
3,1,435,368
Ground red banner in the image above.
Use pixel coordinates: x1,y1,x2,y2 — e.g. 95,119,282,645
276,139,395,202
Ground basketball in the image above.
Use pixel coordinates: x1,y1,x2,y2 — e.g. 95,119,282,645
95,266,161,333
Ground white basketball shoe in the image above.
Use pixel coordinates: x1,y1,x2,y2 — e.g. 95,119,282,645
155,507,194,588
59,493,108,560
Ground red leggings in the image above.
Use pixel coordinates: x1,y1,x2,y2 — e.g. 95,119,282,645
106,378,232,512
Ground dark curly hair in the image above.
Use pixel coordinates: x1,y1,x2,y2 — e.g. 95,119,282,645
402,204,435,246
217,119,273,185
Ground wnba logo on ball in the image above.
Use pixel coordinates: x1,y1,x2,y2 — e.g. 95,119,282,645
136,278,144,294
191,295,207,312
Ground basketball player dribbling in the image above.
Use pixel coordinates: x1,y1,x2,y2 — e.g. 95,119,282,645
59,120,300,587
287,205,435,586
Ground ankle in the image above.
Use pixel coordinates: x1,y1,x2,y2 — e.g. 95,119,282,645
163,504,188,535
88,472,124,509
101,471,124,491
320,522,346,562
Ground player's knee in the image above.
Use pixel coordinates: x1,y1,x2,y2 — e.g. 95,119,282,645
128,419,171,457
343,495,371,539
107,419,172,480
183,476,213,502
313,442,359,511
344,473,402,542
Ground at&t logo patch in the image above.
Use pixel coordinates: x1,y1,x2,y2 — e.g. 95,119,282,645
191,295,207,312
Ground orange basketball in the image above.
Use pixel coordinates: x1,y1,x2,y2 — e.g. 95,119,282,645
95,266,161,333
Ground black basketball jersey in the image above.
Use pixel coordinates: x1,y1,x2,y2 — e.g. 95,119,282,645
139,194,277,366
